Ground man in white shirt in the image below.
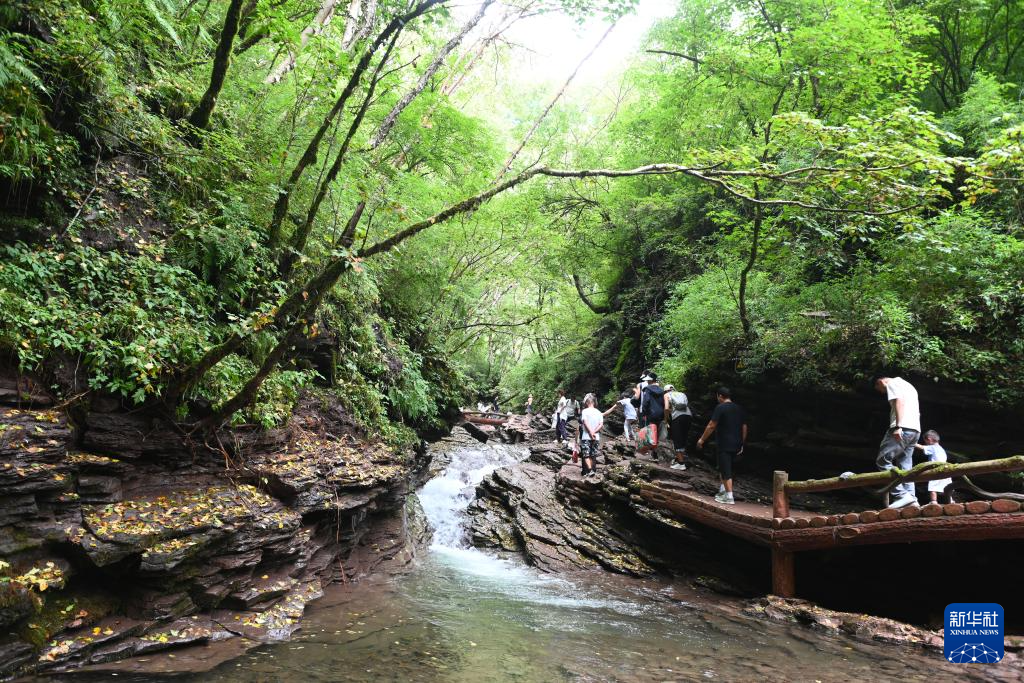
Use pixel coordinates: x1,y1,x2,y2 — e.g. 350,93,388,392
575,393,604,477
873,375,922,509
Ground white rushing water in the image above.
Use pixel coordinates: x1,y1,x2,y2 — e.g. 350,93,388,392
414,438,654,615
417,440,526,549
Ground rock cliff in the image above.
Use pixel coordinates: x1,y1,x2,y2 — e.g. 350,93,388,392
0,390,431,678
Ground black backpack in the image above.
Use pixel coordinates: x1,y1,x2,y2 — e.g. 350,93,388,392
643,385,665,422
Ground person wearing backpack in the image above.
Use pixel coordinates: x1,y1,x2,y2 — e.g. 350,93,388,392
663,384,692,470
638,372,665,457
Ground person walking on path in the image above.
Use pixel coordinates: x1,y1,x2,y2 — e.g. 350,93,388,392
697,386,747,505
567,394,581,433
873,375,922,509
573,393,604,477
555,389,570,445
525,393,534,416
638,372,666,458
604,390,638,441
664,384,692,470
914,429,954,503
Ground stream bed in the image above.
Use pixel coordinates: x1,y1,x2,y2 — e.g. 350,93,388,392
114,442,1014,682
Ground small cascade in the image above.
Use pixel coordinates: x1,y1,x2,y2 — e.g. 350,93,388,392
418,439,525,549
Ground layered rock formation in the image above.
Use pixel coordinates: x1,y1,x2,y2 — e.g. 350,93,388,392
467,432,1024,636
0,393,431,678
467,440,774,590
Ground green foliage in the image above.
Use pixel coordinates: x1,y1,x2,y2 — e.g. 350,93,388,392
3,0,1024,443
198,354,318,428
0,242,216,403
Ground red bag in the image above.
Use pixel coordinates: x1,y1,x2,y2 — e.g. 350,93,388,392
636,425,658,453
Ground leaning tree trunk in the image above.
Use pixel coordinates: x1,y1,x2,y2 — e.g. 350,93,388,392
267,0,445,248
188,0,245,131
368,0,494,150
279,28,401,278
265,0,344,85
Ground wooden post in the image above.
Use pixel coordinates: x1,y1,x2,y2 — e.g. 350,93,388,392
772,470,789,518
771,547,795,597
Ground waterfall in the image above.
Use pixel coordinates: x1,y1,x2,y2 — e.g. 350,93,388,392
418,440,525,549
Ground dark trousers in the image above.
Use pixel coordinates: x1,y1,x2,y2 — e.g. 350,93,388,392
669,414,692,453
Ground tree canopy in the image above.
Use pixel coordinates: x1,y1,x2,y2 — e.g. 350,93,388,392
1,0,1022,440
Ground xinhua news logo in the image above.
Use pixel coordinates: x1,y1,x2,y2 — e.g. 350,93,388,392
944,603,1004,663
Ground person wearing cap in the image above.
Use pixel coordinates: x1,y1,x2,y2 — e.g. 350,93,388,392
638,372,666,457
573,393,604,477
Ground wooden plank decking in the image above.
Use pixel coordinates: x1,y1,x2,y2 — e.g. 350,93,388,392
633,464,1024,597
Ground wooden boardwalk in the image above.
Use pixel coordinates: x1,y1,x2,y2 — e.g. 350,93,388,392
636,463,1024,597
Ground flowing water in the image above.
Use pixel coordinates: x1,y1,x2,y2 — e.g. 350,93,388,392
158,441,1012,682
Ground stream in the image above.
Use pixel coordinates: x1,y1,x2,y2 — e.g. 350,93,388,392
163,441,1005,682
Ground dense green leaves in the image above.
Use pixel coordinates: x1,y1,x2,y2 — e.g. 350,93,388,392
2,0,1023,438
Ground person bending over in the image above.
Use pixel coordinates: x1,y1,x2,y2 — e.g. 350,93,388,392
873,375,922,509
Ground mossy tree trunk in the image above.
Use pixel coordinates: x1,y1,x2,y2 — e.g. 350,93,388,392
188,0,245,132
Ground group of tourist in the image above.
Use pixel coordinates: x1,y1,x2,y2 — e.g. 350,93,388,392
543,372,747,505
529,372,950,510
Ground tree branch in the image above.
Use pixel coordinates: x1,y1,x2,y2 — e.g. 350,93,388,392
645,49,702,64
572,273,611,314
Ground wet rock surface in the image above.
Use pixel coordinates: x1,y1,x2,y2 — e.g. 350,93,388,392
468,440,671,576
0,398,432,679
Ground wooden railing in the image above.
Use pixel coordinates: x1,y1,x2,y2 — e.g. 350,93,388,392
768,454,1024,598
772,455,1024,518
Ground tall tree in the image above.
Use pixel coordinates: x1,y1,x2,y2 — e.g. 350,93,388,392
188,0,245,131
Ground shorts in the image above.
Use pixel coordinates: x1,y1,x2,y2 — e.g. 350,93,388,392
717,449,739,481
580,438,600,459
670,414,691,452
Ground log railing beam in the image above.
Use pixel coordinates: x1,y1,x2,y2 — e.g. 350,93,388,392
783,455,1024,497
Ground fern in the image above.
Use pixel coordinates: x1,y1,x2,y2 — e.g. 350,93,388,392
0,35,45,92
145,0,182,48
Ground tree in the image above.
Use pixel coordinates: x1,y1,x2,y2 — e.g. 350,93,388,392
188,0,245,131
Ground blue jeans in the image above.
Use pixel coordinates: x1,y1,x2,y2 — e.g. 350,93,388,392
556,416,567,441
876,428,920,499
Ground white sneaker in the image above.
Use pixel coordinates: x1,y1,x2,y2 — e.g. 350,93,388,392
670,463,686,470
715,492,735,505
718,484,726,494
887,494,918,509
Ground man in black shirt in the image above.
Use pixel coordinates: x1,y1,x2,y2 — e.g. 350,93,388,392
697,386,747,505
